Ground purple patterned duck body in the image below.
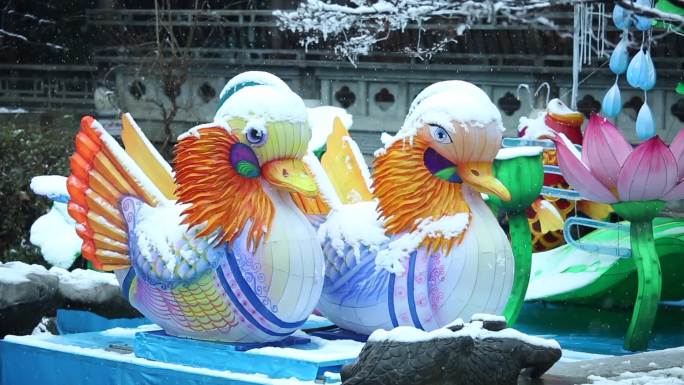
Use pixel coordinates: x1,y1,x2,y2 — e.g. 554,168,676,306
67,72,324,343
311,81,515,335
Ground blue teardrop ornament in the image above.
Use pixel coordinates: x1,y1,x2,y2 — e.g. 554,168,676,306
602,83,622,118
641,51,656,90
635,0,653,31
627,49,646,89
636,103,655,140
609,38,629,75
612,6,632,30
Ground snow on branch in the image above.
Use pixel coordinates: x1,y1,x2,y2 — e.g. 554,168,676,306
274,0,573,65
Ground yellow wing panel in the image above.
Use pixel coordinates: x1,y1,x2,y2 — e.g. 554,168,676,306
121,113,177,200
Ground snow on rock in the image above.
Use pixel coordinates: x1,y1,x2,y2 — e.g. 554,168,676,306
470,314,506,323
50,267,120,303
30,202,82,269
495,146,543,160
30,175,69,200
368,318,560,350
381,80,503,151
0,261,52,285
307,106,353,152
318,200,388,261
375,213,469,274
583,367,684,385
0,106,27,113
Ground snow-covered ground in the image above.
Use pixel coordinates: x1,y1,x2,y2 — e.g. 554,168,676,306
583,367,684,384
0,106,27,113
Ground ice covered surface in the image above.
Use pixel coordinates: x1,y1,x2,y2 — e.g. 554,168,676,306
307,106,353,152
367,318,560,350
583,367,684,385
30,175,69,199
101,324,161,337
495,146,543,160
0,106,27,113
317,200,388,261
375,213,469,274
2,333,321,385
30,202,82,268
381,80,503,150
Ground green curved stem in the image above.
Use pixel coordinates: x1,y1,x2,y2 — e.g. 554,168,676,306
624,219,662,351
503,212,533,325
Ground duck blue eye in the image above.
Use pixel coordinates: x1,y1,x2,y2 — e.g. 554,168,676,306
245,126,267,146
429,125,452,144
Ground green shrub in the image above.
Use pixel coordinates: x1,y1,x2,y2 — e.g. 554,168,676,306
0,112,78,265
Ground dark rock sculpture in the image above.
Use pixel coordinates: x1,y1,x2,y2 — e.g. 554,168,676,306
340,317,562,385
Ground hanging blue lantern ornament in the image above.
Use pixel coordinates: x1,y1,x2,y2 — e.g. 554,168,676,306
627,48,656,90
635,0,654,31
609,37,629,75
612,5,633,29
636,102,656,140
602,82,622,118
641,50,656,90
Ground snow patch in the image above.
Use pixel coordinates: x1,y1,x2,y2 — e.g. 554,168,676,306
495,146,543,160
583,367,684,385
307,106,353,152
30,175,68,199
368,319,560,350
518,111,554,140
303,152,342,208
0,261,51,284
381,80,503,151
318,200,388,261
375,213,469,274
29,202,82,269
50,266,119,302
248,331,364,362
214,85,308,126
0,106,27,113
135,203,190,274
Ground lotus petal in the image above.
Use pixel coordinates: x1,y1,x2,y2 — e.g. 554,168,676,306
601,83,622,118
635,0,653,31
663,181,684,201
668,127,684,179
554,133,618,203
581,114,632,190
617,136,677,201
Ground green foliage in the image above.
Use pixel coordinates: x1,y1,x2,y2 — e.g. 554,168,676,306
0,113,78,265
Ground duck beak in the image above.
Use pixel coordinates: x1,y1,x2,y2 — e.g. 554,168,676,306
458,161,511,201
261,158,319,197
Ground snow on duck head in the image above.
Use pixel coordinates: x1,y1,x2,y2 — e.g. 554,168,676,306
381,80,504,164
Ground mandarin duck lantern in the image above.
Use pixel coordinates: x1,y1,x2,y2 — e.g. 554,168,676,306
67,72,324,342
307,81,515,335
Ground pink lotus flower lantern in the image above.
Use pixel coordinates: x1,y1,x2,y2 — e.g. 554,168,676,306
553,113,684,352
554,113,684,205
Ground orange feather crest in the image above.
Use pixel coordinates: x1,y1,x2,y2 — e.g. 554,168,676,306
373,136,470,254
174,126,274,249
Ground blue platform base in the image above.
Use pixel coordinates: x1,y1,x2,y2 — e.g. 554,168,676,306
0,322,363,385
56,309,149,334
